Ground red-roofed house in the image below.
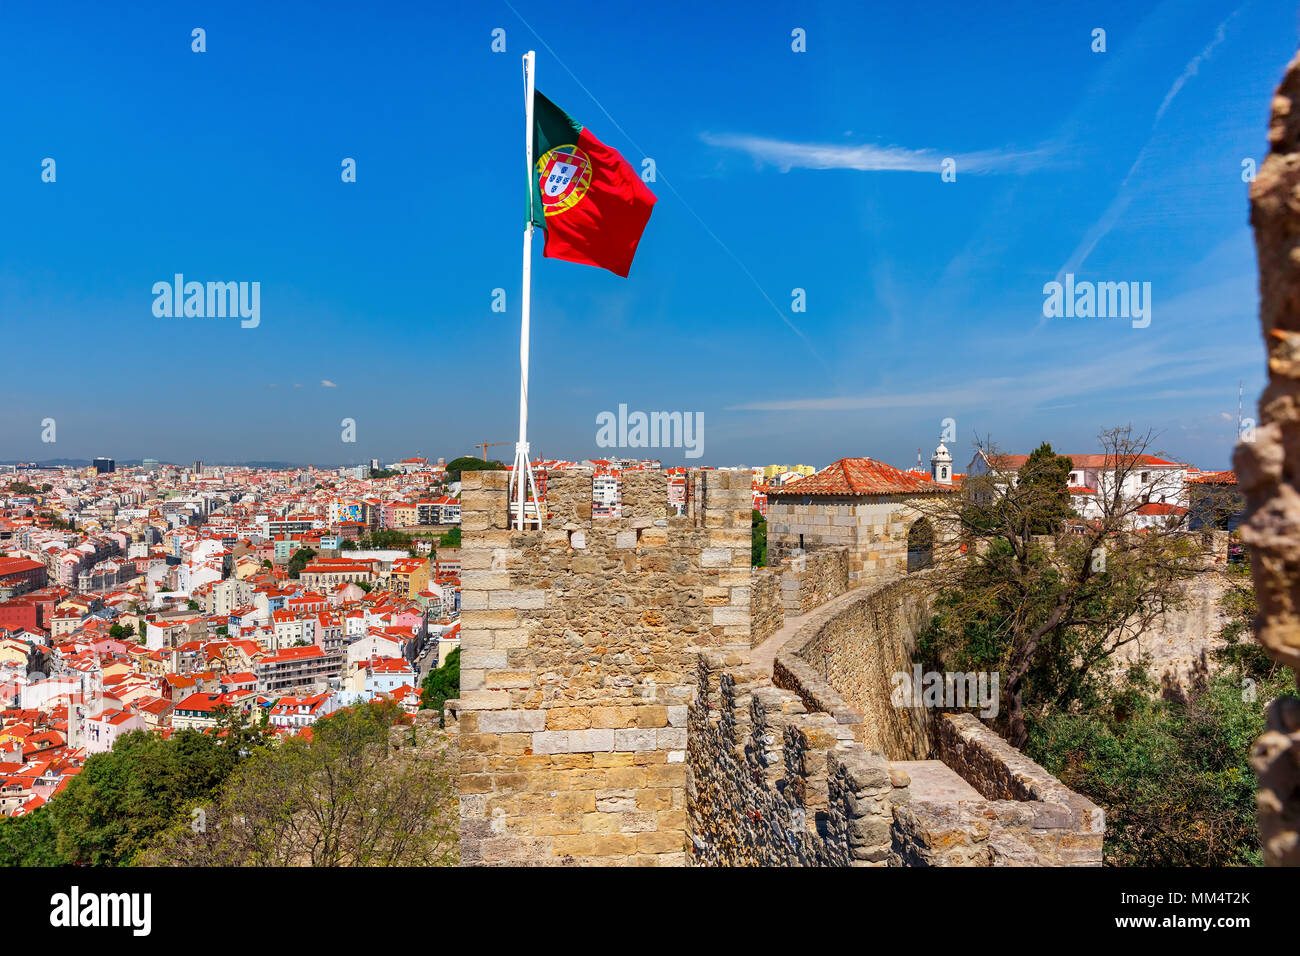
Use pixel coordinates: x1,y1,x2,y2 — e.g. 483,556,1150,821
767,457,952,584
172,692,233,731
0,557,47,599
84,707,147,753
135,695,175,731
268,692,339,729
365,657,416,695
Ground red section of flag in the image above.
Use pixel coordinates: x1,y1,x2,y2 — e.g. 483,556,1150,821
538,127,656,278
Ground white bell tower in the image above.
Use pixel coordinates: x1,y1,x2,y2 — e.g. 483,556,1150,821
931,441,953,484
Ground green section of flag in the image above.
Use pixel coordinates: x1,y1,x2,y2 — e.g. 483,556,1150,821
529,90,583,228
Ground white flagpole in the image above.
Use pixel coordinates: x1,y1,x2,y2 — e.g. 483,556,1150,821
512,50,539,531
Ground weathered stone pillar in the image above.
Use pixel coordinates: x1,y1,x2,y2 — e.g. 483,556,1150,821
1237,47,1300,867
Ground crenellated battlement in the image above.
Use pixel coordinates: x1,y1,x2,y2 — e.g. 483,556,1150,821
455,467,753,865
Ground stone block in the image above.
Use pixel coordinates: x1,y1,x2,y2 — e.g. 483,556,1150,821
700,548,731,567
459,571,513,591
712,606,750,625
531,731,569,755
637,830,684,855
489,589,546,610
657,727,687,749
614,728,658,751
568,729,616,753
635,705,669,728
477,710,547,734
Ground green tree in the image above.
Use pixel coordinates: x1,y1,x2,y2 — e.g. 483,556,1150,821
1015,443,1076,534
287,547,317,579
362,529,414,550
1212,561,1275,679
48,715,266,866
420,646,460,720
40,511,75,531
0,808,61,865
1029,665,1292,866
751,509,767,568
141,702,456,866
443,457,504,483
439,527,461,549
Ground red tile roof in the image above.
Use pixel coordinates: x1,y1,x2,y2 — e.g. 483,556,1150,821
770,458,952,497
1189,470,1237,485
0,557,45,576
1135,502,1189,516
175,692,226,713
260,645,325,664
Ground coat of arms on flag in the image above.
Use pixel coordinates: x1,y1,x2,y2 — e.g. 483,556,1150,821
537,146,592,214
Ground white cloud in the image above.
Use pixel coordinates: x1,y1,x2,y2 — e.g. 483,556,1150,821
321,379,337,388
700,133,1053,175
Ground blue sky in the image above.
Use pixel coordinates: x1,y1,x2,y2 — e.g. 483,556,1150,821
0,0,1291,470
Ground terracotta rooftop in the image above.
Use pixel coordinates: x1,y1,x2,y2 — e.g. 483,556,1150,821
1135,502,1189,515
1189,470,1237,485
769,458,952,497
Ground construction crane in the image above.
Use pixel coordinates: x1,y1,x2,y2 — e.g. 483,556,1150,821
476,440,510,462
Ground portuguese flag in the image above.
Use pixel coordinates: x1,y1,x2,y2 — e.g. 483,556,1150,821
530,91,657,278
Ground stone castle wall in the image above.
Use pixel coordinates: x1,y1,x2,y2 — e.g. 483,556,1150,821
767,497,923,587
891,715,1104,866
750,567,783,647
454,467,752,865
774,575,933,759
779,546,849,613
686,651,1101,866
